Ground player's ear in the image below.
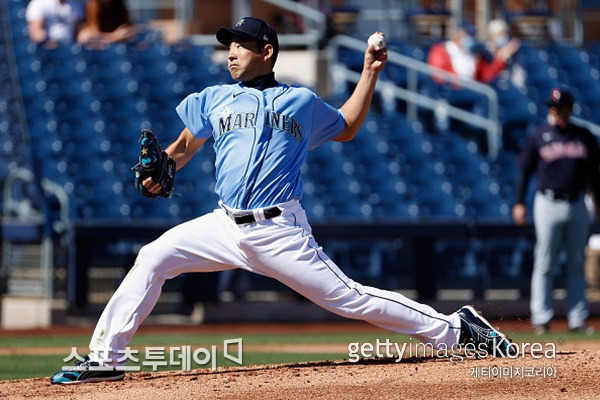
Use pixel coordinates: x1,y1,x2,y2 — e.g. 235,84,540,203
262,44,274,63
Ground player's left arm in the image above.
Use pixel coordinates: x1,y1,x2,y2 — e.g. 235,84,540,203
142,127,206,195
164,127,207,170
27,19,47,43
334,36,387,142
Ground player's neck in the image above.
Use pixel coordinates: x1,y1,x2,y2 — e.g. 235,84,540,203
242,72,278,90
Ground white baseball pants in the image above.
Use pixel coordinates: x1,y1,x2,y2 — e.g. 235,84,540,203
90,199,462,364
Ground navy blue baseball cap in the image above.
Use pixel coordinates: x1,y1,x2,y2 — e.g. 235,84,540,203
456,21,476,36
546,88,575,108
217,17,279,57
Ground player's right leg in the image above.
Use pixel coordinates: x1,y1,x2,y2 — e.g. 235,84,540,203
51,209,247,384
531,192,565,333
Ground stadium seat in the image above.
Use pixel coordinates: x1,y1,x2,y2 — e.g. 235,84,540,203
482,238,534,288
7,0,589,226
434,239,484,279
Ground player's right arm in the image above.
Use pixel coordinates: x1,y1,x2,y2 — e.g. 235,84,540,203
334,36,387,142
142,127,206,195
512,130,539,225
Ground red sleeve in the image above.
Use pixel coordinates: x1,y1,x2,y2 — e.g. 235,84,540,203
475,56,507,83
427,42,455,83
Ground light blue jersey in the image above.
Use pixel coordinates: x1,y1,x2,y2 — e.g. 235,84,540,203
176,82,346,210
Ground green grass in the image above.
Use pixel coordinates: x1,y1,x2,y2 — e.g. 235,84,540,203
0,330,592,349
0,336,91,348
0,352,348,381
0,332,411,348
0,355,67,381
0,331,402,381
0,329,597,381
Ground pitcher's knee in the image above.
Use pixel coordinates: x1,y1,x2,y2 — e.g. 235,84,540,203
130,244,169,282
312,286,371,318
136,244,157,266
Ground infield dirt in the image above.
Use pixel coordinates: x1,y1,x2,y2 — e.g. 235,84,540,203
1,321,599,399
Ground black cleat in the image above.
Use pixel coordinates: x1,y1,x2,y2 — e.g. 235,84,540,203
568,325,595,336
50,356,125,384
457,305,516,357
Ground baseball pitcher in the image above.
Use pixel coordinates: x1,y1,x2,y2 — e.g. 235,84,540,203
51,17,515,384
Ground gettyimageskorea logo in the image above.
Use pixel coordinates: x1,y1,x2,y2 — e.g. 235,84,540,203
347,337,556,363
62,338,243,372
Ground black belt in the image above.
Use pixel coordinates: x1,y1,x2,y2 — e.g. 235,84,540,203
540,189,581,202
226,206,282,225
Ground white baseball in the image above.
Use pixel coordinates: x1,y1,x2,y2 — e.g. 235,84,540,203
368,33,386,49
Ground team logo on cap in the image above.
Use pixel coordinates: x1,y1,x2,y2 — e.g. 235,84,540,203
551,89,561,102
236,18,245,27
263,34,269,42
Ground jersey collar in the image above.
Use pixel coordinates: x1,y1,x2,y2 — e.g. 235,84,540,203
241,72,278,91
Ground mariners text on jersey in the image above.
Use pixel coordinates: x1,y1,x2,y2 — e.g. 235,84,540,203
218,109,303,142
176,82,345,210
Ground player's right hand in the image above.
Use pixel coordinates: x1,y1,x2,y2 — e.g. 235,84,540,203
142,177,164,196
364,32,387,73
512,203,527,225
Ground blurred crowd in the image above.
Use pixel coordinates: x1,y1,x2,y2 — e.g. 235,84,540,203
26,0,135,48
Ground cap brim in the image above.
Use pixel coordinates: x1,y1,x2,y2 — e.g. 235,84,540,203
546,100,573,107
216,27,257,46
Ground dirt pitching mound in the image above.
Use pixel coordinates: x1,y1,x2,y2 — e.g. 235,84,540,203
3,349,599,400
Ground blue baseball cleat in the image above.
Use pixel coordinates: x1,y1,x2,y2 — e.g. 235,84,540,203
457,305,517,357
50,356,125,384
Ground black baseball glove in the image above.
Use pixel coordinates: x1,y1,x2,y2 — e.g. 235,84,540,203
130,129,176,198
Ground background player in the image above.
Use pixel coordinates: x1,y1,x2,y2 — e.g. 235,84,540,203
51,17,514,384
513,88,600,335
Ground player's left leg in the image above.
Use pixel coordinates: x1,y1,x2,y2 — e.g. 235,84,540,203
564,198,591,331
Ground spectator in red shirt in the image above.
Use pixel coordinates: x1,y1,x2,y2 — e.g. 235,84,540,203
427,22,518,84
